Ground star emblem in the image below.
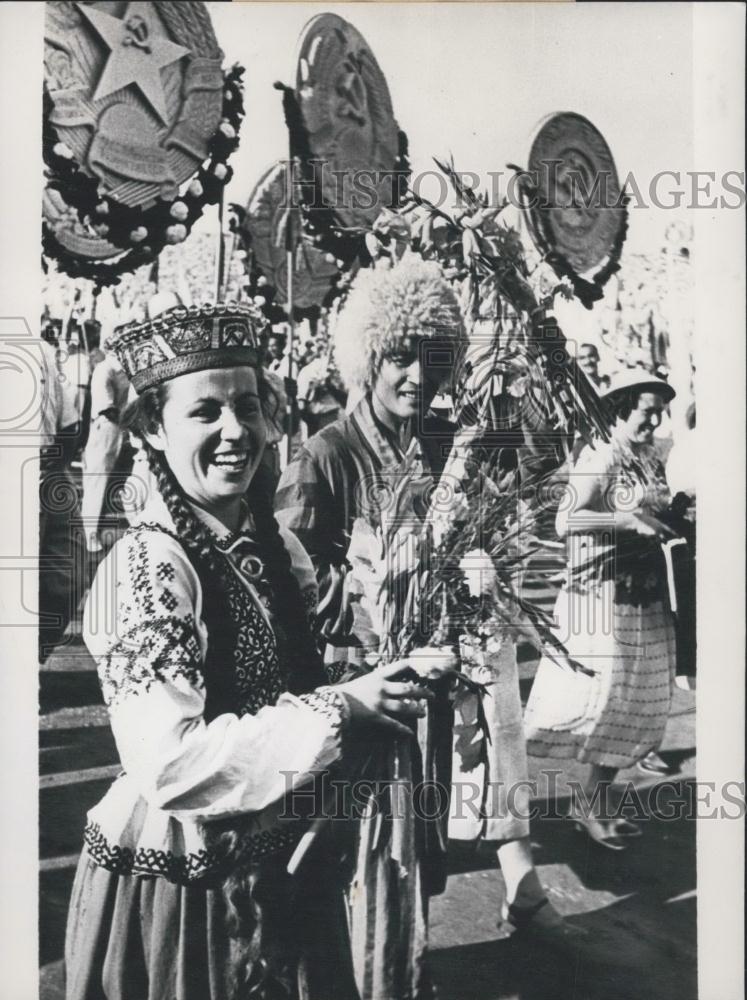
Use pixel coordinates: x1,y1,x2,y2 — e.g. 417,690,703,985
76,1,189,127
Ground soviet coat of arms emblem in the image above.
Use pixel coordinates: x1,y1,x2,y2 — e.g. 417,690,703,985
295,13,402,229
527,112,626,276
243,163,339,310
44,1,224,211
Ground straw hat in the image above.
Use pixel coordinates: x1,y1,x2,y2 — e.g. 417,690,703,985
600,368,676,404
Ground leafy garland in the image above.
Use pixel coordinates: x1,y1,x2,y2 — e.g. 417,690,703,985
42,65,245,288
388,158,612,446
370,440,587,674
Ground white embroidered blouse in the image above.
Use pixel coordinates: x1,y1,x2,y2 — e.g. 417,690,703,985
82,491,346,883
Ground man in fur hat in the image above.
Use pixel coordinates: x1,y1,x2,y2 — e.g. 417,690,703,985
275,255,464,663
276,257,581,994
275,255,464,999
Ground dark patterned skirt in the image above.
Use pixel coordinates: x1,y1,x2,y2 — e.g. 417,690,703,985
65,849,360,1000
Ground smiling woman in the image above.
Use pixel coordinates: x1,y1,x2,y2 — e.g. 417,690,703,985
126,367,269,530
524,370,682,850
63,302,441,1000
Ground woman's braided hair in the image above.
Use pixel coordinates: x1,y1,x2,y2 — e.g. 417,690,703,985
121,371,326,696
121,369,328,998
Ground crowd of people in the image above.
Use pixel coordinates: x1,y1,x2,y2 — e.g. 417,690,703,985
39,250,696,1000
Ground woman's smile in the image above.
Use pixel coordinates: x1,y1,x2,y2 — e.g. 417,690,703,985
208,448,252,473
146,367,267,528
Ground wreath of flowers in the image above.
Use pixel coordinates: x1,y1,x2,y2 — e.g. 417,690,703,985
42,64,245,288
227,202,329,326
232,233,356,330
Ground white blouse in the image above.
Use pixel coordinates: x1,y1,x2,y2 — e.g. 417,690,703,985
82,491,346,883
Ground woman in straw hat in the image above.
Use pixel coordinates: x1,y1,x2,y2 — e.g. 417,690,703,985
64,302,441,1000
524,369,680,849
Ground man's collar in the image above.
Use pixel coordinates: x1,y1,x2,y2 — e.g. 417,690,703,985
351,394,434,472
352,394,409,467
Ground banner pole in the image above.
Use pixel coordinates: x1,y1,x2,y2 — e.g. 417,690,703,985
214,189,226,302
285,155,297,465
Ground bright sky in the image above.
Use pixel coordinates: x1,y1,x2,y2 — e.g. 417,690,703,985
205,1,695,254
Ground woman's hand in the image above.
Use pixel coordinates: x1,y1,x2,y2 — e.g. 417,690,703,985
402,646,458,680
338,659,430,717
336,653,453,737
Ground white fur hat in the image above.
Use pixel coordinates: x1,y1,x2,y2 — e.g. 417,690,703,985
333,254,466,390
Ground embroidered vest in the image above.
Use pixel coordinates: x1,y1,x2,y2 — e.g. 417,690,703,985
127,524,284,721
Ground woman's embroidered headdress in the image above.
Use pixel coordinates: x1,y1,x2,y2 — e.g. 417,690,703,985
109,302,268,393
333,255,466,390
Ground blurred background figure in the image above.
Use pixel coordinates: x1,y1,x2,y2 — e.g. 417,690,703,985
664,400,696,697
80,353,133,556
577,342,610,392
296,337,347,439
56,324,91,467
82,319,105,373
265,327,292,378
38,333,87,662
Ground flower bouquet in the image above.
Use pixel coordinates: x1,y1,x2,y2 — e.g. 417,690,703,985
346,426,586,683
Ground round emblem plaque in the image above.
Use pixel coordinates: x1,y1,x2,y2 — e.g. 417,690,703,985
44,1,224,210
527,112,625,276
295,13,401,229
244,163,339,310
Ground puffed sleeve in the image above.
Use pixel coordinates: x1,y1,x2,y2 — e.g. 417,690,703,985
571,439,617,480
555,440,621,536
83,528,347,822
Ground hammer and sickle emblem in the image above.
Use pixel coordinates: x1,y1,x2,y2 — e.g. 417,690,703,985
336,51,368,128
123,14,151,53
553,151,596,230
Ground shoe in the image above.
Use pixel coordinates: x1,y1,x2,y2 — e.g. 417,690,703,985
499,897,588,945
611,818,642,838
637,751,672,776
568,813,631,851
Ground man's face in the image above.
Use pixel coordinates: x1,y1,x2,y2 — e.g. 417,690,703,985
267,336,285,361
578,346,599,378
372,338,446,422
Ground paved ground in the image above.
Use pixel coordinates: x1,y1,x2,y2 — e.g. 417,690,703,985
39,633,696,1000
